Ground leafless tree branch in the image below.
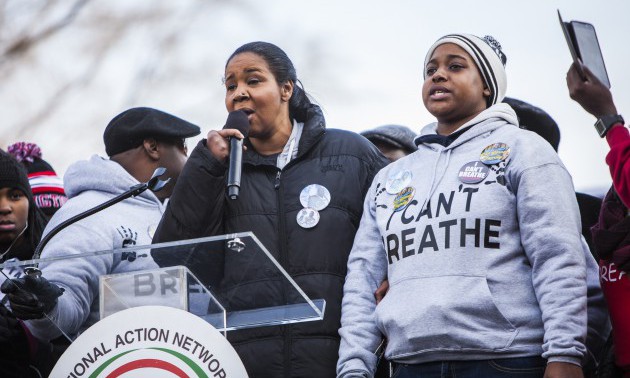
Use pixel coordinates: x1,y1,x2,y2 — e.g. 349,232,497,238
0,0,89,60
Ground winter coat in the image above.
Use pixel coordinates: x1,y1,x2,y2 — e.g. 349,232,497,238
153,104,387,377
593,187,630,375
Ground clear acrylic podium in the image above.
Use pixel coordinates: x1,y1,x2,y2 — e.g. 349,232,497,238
0,232,326,339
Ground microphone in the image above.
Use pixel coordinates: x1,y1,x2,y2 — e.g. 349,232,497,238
223,110,250,200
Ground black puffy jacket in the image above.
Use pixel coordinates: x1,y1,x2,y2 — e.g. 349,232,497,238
153,105,387,377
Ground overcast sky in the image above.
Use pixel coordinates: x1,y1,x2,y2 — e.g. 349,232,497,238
1,0,629,194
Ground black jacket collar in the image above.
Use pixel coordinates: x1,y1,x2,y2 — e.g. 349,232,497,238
243,104,326,167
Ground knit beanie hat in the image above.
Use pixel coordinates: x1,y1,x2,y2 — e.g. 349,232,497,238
7,142,67,217
0,149,32,202
424,34,508,107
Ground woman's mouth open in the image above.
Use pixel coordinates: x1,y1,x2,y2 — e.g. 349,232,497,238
429,86,450,100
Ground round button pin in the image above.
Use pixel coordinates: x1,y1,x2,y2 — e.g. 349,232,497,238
480,143,510,165
297,207,320,229
299,184,331,211
386,170,412,194
393,187,415,212
457,161,489,184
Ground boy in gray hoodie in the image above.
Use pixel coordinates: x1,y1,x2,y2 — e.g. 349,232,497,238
337,34,588,378
1,108,200,341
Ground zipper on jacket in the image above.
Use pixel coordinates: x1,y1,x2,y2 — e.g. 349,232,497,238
274,171,281,189
274,168,292,377
270,127,323,377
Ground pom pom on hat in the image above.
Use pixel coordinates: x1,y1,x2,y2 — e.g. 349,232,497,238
7,142,42,163
7,142,67,217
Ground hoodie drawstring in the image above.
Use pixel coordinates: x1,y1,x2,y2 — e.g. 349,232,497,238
418,148,452,214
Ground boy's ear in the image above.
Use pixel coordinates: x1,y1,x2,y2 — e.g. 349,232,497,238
483,87,491,97
142,138,160,161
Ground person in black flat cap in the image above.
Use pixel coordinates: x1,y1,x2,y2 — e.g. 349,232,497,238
361,124,418,162
102,107,201,200
1,108,201,359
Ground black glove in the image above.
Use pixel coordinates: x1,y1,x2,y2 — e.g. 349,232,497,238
0,274,64,320
0,305,25,344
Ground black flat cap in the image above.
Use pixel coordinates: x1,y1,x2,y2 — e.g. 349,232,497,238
361,124,418,154
103,107,201,156
503,97,560,151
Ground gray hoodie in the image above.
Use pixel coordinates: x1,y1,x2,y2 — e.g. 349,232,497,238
25,155,163,340
337,104,589,377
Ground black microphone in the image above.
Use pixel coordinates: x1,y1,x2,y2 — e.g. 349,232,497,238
223,110,250,200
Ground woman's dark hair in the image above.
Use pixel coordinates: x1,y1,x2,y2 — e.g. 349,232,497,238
26,202,48,255
226,41,312,122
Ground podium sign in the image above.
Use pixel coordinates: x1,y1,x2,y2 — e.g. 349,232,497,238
49,306,249,377
100,267,190,318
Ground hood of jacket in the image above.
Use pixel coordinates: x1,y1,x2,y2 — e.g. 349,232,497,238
64,155,161,206
415,103,519,150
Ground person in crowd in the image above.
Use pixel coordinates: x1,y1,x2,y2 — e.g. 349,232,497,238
361,125,418,162
567,61,630,377
566,62,629,207
368,97,610,377
338,34,587,378
152,41,387,377
0,150,51,377
502,97,602,252
7,142,68,219
1,107,200,345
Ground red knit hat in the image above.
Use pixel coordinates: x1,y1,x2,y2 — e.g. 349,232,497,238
7,142,67,217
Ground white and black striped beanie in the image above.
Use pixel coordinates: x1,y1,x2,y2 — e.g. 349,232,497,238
424,34,507,106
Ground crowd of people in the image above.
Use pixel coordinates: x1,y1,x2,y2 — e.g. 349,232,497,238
0,33,627,378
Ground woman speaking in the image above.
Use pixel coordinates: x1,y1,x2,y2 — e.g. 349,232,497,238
153,41,387,377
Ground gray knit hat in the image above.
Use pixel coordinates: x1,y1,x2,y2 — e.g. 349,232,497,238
424,34,507,107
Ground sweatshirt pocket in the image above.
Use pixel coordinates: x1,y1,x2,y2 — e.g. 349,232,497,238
375,275,518,357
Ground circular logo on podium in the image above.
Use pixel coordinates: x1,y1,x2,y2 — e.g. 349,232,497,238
51,305,248,377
